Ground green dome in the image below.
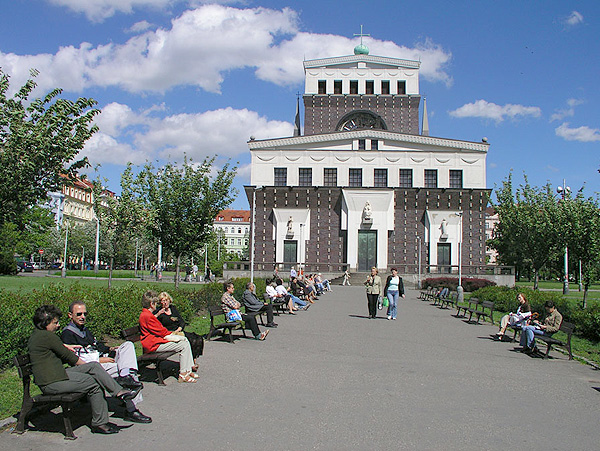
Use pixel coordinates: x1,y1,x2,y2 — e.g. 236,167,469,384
354,43,369,55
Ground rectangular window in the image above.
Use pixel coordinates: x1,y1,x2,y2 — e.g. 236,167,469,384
323,168,337,187
299,168,312,187
358,139,366,150
374,169,388,188
334,80,342,94
397,80,406,95
349,168,362,187
274,167,287,186
449,170,463,189
399,169,413,188
366,80,374,94
350,80,358,94
318,80,326,94
424,169,438,188
371,139,378,150
381,80,390,95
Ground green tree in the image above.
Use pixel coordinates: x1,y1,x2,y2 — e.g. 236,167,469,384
490,173,562,289
559,192,600,308
0,69,99,225
135,157,237,288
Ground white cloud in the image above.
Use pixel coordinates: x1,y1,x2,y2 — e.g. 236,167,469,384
127,20,154,33
564,11,584,27
555,122,600,142
83,103,292,167
47,0,181,22
550,98,584,122
546,165,559,173
0,5,453,95
449,100,541,122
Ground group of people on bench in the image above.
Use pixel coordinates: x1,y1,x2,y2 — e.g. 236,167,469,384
27,289,205,434
495,293,563,354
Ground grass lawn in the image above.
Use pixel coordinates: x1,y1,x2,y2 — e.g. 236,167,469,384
515,280,600,291
0,315,212,422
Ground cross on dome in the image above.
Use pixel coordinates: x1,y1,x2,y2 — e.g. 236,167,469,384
353,25,370,55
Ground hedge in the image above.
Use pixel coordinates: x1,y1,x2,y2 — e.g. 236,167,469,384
423,277,496,292
471,286,600,343
0,277,266,369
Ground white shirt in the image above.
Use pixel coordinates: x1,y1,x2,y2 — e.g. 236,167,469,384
275,285,288,296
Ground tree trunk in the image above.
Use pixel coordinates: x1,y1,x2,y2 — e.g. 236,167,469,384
175,254,181,289
582,283,589,309
108,256,113,289
533,269,539,290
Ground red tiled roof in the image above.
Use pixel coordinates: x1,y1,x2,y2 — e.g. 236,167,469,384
215,209,251,222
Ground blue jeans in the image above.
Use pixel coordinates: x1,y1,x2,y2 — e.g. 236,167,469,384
290,294,307,307
520,325,546,348
386,290,399,319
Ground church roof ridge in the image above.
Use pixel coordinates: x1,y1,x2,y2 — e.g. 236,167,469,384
303,54,420,70
248,130,489,152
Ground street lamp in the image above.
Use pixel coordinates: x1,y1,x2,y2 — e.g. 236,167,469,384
250,185,263,284
61,221,69,278
557,180,571,295
454,212,463,302
417,235,422,289
94,217,100,273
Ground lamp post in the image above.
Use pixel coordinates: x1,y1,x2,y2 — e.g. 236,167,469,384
94,217,100,273
454,212,463,302
157,241,162,281
61,221,69,278
417,235,422,289
81,246,85,271
557,180,570,295
250,186,262,284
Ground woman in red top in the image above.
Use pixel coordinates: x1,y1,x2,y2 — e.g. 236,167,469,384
139,290,197,383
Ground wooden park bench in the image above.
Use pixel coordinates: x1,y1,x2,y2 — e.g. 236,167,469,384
467,300,495,324
535,321,575,360
456,297,479,318
120,325,177,385
13,354,86,440
440,291,458,310
207,305,246,343
418,287,434,301
264,292,287,315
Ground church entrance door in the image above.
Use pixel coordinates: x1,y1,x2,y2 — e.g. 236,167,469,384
437,243,451,273
283,240,297,270
358,230,377,271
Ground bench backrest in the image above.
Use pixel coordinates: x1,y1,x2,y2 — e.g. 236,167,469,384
121,325,141,343
559,321,575,336
14,354,34,399
208,305,225,317
481,301,494,310
468,298,480,306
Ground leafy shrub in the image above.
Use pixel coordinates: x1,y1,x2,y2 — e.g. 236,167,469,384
0,278,261,369
423,277,495,292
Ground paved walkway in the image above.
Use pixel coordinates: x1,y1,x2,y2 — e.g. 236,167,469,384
3,287,600,450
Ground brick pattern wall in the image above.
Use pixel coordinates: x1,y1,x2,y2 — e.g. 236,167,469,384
246,187,489,272
303,95,421,135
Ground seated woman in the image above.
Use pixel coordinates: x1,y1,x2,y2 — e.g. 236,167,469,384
155,292,204,360
495,293,531,340
276,278,308,311
139,290,197,383
221,282,269,340
28,305,145,434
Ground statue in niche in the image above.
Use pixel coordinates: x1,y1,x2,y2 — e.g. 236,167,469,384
440,218,448,240
362,202,373,223
287,216,293,235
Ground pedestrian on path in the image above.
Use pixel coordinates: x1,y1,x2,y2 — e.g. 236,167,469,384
383,268,404,320
364,267,382,319
342,269,351,286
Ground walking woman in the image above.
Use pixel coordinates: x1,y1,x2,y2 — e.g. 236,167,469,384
383,268,405,320
364,267,382,319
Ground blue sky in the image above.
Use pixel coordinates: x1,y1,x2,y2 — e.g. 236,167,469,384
1,1,598,208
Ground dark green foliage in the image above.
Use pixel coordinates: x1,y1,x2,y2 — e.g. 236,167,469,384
423,277,495,292
0,222,19,275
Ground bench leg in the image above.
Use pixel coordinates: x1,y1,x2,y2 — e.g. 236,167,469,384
61,402,78,440
156,362,167,385
13,398,33,434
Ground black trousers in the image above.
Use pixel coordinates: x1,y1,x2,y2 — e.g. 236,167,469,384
367,293,379,318
241,313,261,337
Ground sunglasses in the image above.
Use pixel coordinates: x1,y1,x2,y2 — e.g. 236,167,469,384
75,312,87,317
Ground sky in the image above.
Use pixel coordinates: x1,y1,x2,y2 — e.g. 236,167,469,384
1,0,599,209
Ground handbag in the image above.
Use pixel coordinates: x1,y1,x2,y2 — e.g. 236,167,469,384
76,347,100,363
382,296,389,307
226,309,243,322
165,333,185,342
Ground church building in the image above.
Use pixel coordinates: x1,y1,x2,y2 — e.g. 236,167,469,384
245,35,490,285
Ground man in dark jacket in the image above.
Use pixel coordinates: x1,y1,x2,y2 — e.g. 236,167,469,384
241,282,278,328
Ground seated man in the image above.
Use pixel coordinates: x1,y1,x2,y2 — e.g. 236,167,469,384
61,301,151,424
29,305,146,434
519,300,563,354
242,282,278,328
316,273,332,292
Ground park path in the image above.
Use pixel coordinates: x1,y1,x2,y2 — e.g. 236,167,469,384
2,286,600,450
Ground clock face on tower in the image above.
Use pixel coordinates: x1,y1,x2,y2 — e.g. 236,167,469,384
336,111,386,131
